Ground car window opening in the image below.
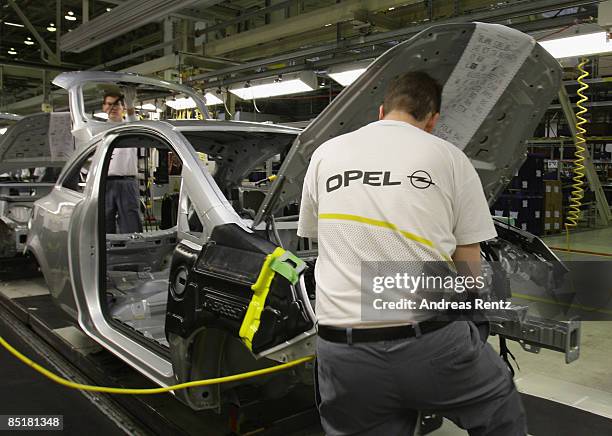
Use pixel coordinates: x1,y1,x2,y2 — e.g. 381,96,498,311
102,135,183,349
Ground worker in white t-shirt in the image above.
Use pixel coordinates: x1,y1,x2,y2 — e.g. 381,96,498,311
103,90,142,234
298,71,526,435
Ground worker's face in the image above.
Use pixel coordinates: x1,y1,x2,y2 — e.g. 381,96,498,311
103,96,124,122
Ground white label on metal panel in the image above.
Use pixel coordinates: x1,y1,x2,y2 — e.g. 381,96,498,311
433,23,535,149
48,113,75,160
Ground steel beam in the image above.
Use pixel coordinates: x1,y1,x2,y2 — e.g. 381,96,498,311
191,0,597,82
90,40,176,70
7,0,60,64
201,0,415,56
120,53,179,74
59,0,221,53
194,0,295,37
353,9,402,31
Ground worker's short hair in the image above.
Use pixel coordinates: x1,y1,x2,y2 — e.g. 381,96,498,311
103,91,124,105
382,71,442,121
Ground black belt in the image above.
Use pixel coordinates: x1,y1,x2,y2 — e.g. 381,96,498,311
107,176,136,180
318,320,452,344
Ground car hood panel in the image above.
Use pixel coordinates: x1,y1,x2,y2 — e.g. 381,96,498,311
0,112,74,173
254,22,561,223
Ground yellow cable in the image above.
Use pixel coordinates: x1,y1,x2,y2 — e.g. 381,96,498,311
564,58,589,251
0,335,313,395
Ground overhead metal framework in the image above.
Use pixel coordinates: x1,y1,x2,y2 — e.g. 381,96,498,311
0,0,605,112
59,0,218,53
188,0,599,87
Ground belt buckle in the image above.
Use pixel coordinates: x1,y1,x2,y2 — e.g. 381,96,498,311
346,327,353,345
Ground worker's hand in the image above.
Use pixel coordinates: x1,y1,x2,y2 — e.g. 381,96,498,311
122,87,137,110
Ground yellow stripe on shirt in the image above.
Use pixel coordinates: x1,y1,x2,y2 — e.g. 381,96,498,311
319,213,435,248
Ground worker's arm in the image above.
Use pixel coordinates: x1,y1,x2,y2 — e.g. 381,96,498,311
452,243,481,280
123,87,137,121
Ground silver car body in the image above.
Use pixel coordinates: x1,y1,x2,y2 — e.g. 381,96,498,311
23,22,577,410
0,112,73,258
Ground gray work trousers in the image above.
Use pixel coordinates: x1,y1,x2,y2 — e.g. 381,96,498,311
105,178,142,234
315,321,527,436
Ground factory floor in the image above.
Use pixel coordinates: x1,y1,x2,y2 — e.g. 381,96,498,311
434,225,612,435
0,227,610,435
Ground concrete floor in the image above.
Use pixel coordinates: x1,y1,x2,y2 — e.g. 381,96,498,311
541,226,612,257
1,226,610,435
432,226,612,435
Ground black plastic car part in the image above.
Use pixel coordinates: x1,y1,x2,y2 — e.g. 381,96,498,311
166,224,313,355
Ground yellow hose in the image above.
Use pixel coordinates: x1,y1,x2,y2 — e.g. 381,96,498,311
0,335,313,395
565,58,589,250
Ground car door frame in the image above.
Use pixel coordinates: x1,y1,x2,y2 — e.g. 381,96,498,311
66,121,252,387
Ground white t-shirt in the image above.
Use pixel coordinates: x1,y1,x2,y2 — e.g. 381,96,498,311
107,116,138,177
108,147,138,177
297,119,497,327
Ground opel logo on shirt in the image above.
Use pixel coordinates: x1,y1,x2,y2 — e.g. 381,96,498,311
407,170,435,189
325,170,435,192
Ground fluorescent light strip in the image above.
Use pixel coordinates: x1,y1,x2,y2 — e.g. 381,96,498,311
328,68,367,86
204,92,223,106
136,103,159,111
539,31,612,59
4,22,24,28
230,77,316,100
166,97,196,110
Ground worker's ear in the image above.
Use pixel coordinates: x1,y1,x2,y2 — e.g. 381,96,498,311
424,112,440,133
378,105,385,120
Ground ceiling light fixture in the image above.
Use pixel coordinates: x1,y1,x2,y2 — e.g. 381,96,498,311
136,103,159,111
65,11,77,21
47,23,57,32
204,92,223,106
539,30,612,59
229,71,318,100
7,48,17,55
327,59,373,86
24,37,34,45
165,96,197,110
4,21,24,28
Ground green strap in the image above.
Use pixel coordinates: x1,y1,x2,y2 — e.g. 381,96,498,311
269,251,306,285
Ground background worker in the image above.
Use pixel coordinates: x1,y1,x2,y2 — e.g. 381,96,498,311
102,90,143,234
297,71,526,435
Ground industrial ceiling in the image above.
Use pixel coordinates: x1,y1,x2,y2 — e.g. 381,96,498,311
0,0,607,115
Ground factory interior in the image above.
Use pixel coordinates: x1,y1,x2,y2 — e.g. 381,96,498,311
0,1,611,435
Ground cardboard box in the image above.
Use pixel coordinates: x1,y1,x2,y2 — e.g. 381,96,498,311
544,180,562,214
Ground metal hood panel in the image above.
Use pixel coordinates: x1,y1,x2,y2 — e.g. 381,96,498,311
0,112,74,173
254,22,561,224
